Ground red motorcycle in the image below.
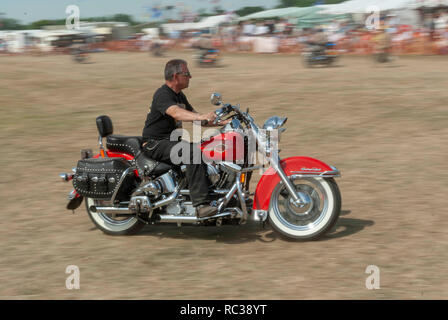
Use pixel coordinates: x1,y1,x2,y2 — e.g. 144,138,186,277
60,93,341,240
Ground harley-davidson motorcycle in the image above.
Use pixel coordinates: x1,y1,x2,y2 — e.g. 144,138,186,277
195,48,220,67
59,93,341,240
302,42,338,68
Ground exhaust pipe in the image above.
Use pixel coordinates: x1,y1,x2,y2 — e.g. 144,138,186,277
91,187,181,215
90,206,133,214
158,211,236,224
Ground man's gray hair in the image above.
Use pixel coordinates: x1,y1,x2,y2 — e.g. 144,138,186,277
164,59,187,81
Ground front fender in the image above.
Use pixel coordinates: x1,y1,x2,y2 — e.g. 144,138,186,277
253,156,340,211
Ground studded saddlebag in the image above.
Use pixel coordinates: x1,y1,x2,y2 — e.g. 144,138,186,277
73,157,131,200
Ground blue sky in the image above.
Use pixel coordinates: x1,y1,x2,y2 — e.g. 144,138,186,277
1,0,281,23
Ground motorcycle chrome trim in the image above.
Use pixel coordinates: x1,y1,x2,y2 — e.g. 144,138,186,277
157,213,230,224
180,189,230,195
217,183,238,212
59,173,73,182
158,208,242,224
263,116,287,131
269,156,304,205
128,196,152,213
236,174,248,223
210,93,222,106
221,162,242,173
290,169,341,178
150,186,181,213
91,206,134,215
67,189,78,200
241,165,263,172
206,164,220,186
225,207,244,219
110,167,133,203
157,171,177,194
251,210,268,222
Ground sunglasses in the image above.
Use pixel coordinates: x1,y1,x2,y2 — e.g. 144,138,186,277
177,71,192,77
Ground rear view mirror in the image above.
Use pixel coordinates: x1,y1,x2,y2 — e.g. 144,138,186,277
210,93,222,106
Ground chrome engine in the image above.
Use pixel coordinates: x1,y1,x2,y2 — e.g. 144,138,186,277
207,163,220,187
127,164,232,217
165,200,196,216
134,171,178,198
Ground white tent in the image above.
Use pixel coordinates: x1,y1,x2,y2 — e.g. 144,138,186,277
410,0,448,8
194,14,236,28
238,7,306,21
161,14,237,33
321,0,415,14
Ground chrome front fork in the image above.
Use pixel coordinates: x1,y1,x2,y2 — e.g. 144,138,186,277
269,156,308,206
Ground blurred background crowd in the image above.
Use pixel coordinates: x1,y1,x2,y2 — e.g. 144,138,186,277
1,0,448,56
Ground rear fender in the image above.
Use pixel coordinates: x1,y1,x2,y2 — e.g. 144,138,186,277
253,156,340,211
94,151,139,176
94,151,135,161
66,189,83,210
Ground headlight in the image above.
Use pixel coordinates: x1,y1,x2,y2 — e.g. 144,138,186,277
263,116,287,131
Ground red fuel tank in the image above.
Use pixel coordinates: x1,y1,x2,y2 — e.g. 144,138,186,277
200,131,245,163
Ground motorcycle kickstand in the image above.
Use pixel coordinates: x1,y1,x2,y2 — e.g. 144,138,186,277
261,220,268,229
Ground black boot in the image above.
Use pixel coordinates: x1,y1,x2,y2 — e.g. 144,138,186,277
196,205,218,218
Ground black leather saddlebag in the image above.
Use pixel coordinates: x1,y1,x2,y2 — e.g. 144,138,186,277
73,158,131,200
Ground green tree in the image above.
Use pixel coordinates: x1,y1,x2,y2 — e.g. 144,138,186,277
0,17,25,30
213,6,225,15
197,8,214,18
111,14,137,24
28,19,65,29
235,6,266,17
277,0,347,8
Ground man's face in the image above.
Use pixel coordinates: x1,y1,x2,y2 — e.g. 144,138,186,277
175,64,192,90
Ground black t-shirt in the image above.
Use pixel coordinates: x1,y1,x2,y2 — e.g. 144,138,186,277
142,84,193,140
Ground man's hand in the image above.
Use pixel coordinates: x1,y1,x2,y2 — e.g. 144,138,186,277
202,117,231,127
167,105,227,126
202,111,217,123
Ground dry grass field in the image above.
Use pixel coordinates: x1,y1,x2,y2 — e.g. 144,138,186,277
0,51,447,299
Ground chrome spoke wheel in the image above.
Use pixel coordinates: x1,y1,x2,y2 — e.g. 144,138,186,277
274,179,327,230
269,177,341,240
85,198,145,235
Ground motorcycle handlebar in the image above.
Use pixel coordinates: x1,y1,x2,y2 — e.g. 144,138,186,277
214,104,231,124
213,103,254,127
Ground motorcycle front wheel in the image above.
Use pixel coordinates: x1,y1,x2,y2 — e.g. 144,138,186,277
268,177,341,241
85,198,146,235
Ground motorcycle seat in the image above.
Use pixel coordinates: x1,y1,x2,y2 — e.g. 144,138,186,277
106,134,175,177
136,153,174,177
106,135,143,156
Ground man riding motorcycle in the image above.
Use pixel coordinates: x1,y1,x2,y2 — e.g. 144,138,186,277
141,59,229,218
307,28,329,56
196,33,219,64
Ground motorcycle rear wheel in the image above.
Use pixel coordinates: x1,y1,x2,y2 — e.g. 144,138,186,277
268,177,341,241
85,198,146,235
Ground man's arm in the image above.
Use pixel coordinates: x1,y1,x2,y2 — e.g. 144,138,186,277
166,105,215,122
166,105,230,126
